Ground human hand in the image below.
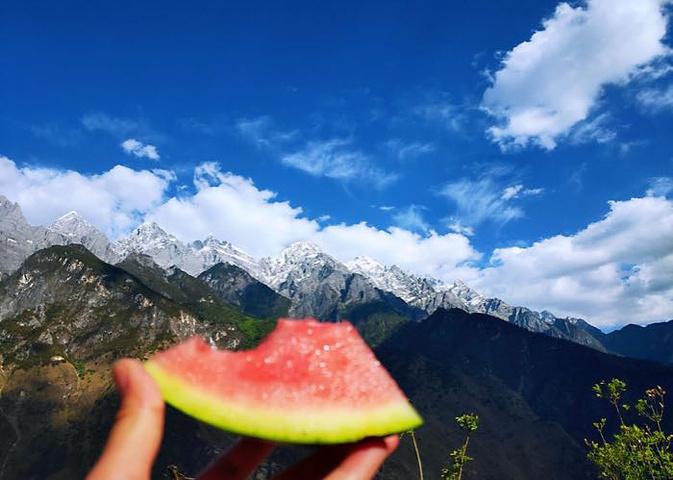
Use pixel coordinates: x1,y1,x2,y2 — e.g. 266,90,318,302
86,359,399,480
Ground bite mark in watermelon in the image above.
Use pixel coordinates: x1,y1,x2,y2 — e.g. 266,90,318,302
144,318,423,444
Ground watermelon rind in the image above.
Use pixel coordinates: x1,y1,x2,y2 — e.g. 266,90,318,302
144,360,423,444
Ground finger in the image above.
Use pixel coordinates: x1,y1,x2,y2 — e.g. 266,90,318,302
325,435,399,480
198,438,276,480
86,359,165,480
273,435,399,480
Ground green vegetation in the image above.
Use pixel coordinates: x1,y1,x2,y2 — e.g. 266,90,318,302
441,413,480,480
237,316,276,348
406,413,481,480
587,378,673,479
70,358,86,378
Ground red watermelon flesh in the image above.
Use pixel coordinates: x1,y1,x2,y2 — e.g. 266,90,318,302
145,318,423,444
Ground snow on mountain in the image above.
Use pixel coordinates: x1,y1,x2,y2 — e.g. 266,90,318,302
0,197,604,347
345,256,448,307
112,222,194,270
111,222,263,279
48,211,114,261
259,241,347,290
343,256,570,335
49,211,94,237
190,235,260,279
256,241,421,320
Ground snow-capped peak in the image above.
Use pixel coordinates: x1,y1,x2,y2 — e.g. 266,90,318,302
46,211,114,261
259,241,344,288
112,222,189,265
346,256,386,276
49,211,98,238
191,235,260,278
444,279,485,306
280,241,323,258
131,221,174,240
540,310,557,325
346,256,445,306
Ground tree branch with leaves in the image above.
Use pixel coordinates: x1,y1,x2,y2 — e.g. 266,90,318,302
587,379,673,480
441,413,480,480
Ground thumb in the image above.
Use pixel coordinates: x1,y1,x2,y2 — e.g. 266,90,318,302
87,359,165,480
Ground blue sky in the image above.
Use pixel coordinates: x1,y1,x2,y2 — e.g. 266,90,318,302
1,0,673,327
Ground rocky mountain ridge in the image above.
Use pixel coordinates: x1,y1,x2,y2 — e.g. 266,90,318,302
0,195,604,346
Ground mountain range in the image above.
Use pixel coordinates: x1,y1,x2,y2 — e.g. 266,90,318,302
0,195,613,349
0,243,671,479
1,194,673,479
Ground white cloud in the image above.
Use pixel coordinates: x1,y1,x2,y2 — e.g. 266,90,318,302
4,157,672,327
501,184,544,200
121,138,160,160
647,177,673,197
281,139,398,188
392,205,430,234
482,0,671,150
413,99,465,132
235,116,396,188
317,224,480,282
637,84,673,110
149,164,318,257
148,162,479,279
385,139,436,160
0,155,171,238
474,196,673,328
236,116,298,148
439,177,525,227
446,221,475,237
569,113,618,145
81,113,138,136
501,185,523,201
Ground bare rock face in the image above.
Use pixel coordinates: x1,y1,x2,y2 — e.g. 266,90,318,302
0,196,67,276
47,211,116,262
0,197,118,276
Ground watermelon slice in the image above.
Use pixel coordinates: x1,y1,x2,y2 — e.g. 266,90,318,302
145,318,423,444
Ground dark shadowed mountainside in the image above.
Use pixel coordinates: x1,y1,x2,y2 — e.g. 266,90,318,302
198,262,290,319
375,309,673,480
598,319,673,365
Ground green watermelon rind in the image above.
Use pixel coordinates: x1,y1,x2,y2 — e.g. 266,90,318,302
144,361,423,444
